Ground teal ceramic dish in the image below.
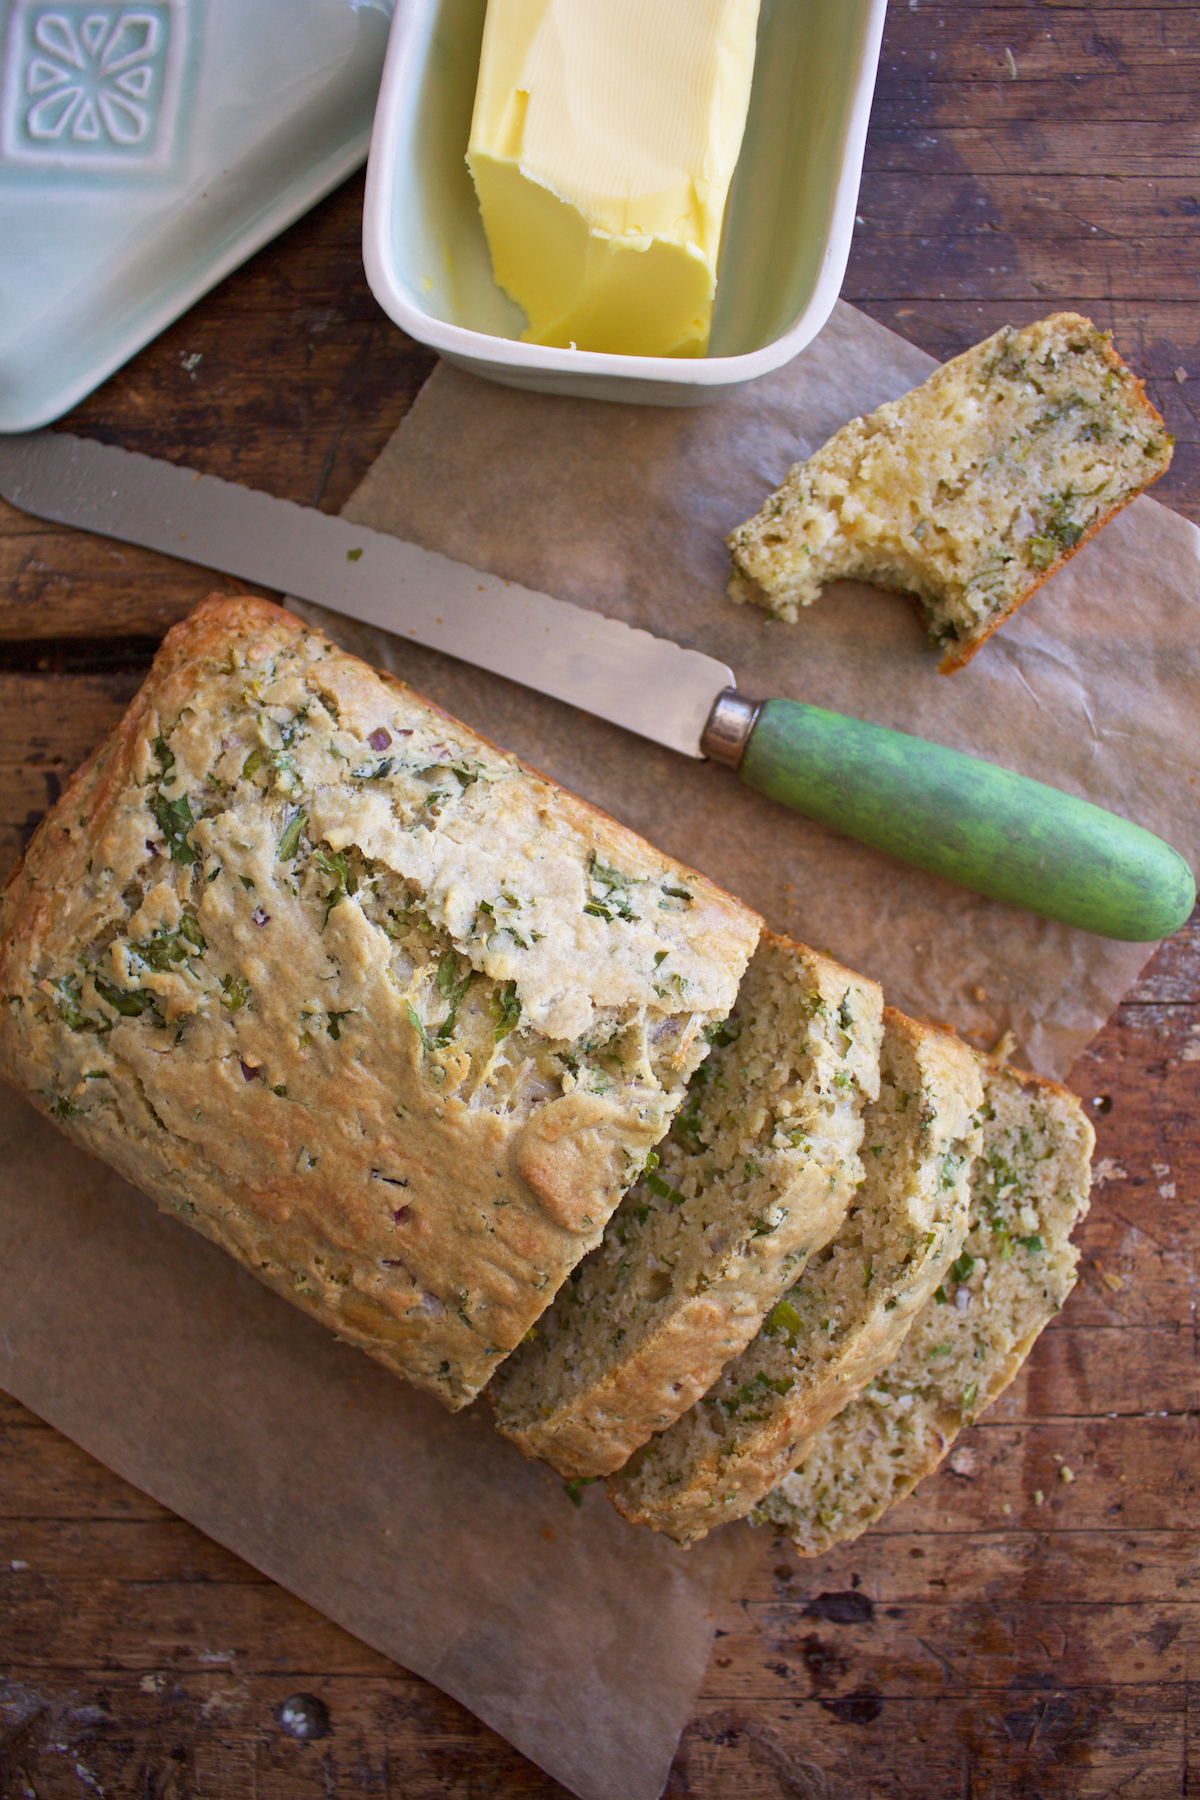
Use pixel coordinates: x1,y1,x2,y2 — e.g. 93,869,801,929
362,0,888,406
0,0,391,431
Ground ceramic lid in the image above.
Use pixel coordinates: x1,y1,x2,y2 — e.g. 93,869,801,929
0,0,390,430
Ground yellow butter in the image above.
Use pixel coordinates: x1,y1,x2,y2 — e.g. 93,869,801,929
466,0,761,358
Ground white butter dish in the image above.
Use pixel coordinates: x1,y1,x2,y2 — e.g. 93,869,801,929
362,0,887,406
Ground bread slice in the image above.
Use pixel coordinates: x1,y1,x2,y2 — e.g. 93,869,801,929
727,314,1172,671
490,933,884,1477
609,1009,983,1542
0,597,760,1410
755,1060,1093,1554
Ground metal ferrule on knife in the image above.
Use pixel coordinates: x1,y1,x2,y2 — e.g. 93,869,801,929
700,690,760,768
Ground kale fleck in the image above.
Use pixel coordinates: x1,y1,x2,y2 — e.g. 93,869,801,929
150,789,198,866
489,980,521,1042
48,974,102,1033
220,973,251,1012
584,851,639,923
764,1297,802,1346
949,1250,977,1284
704,1017,738,1048
719,1369,794,1417
313,848,358,927
277,807,308,861
93,976,161,1022
672,1088,706,1154
1026,491,1087,571
131,914,205,971
645,1159,686,1206
432,953,474,1040
404,999,433,1053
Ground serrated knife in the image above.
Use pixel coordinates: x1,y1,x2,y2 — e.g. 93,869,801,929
0,428,1193,942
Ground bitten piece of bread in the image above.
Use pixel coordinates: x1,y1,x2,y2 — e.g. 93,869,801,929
0,597,760,1411
727,314,1172,671
609,1009,983,1542
754,1060,1093,1554
491,934,883,1477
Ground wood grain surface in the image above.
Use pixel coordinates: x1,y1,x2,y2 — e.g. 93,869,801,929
2,4,1198,1796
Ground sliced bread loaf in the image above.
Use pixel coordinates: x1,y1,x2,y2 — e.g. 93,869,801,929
755,1060,1094,1554
609,1008,984,1542
727,314,1172,670
490,933,884,1477
0,597,761,1410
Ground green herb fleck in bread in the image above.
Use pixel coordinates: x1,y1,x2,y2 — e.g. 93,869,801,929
728,314,1171,671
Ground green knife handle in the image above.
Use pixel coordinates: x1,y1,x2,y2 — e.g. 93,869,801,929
721,695,1194,941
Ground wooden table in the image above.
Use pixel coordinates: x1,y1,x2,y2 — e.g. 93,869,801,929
2,5,1197,1795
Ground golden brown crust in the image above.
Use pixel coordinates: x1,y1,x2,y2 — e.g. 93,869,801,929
0,596,759,1410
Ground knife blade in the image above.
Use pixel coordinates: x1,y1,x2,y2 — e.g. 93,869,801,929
0,428,1193,942
0,429,721,760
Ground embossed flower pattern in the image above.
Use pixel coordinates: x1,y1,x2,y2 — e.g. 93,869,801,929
24,9,165,146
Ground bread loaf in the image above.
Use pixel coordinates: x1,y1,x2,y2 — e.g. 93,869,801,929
728,314,1172,670
491,933,883,1476
755,1060,1093,1552
0,597,760,1409
609,1008,983,1541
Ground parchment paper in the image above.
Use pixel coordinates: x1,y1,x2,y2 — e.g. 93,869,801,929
2,300,1198,1800
300,300,1200,1078
0,1087,754,1800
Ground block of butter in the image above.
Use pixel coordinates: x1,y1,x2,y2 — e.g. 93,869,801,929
466,0,761,359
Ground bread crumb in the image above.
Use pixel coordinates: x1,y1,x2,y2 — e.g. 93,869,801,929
726,314,1171,671
1033,1488,1045,1506
1059,1466,1075,1484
